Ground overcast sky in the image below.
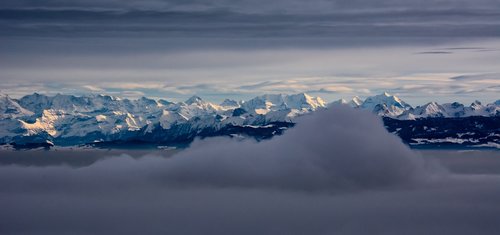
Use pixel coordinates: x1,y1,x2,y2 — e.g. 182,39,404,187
1,0,499,104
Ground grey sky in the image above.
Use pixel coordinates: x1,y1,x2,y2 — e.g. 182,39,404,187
3,0,500,12
0,0,499,104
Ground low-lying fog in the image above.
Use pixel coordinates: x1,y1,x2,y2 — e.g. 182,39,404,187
1,106,499,235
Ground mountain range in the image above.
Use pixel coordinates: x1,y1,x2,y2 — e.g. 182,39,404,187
0,92,498,149
332,92,500,119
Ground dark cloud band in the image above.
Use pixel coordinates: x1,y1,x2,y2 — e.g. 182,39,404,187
1,8,500,39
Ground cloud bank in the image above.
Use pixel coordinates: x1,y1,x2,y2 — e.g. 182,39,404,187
160,105,434,191
3,106,500,234
0,106,435,192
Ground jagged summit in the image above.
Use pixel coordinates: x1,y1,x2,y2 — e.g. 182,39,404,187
2,92,499,121
399,102,446,119
472,100,482,106
332,98,349,105
361,92,411,110
0,92,498,148
242,93,325,112
332,92,500,119
220,99,240,107
333,92,411,117
289,93,326,109
0,92,330,146
351,96,363,107
331,96,363,108
0,94,34,118
185,95,203,105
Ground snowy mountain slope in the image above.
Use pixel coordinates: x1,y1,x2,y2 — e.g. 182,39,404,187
336,92,500,120
330,96,362,108
334,92,413,117
0,92,327,147
402,100,500,120
0,91,498,148
0,94,34,118
359,92,412,117
242,93,325,113
398,102,447,120
384,116,500,149
220,99,241,108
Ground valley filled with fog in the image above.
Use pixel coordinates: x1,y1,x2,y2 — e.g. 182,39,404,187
1,107,499,235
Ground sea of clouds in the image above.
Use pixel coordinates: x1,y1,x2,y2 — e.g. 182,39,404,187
0,106,499,235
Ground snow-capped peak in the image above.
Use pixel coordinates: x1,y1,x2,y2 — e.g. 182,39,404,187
0,92,498,148
220,99,240,107
185,95,203,105
351,96,363,107
331,98,349,105
399,102,446,120
0,94,34,118
330,96,363,108
242,93,325,113
362,92,410,109
136,97,158,106
286,93,326,109
360,92,412,117
471,100,483,109
158,99,174,107
472,100,482,105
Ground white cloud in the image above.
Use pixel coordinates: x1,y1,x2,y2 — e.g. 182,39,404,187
82,85,105,92
1,40,499,104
